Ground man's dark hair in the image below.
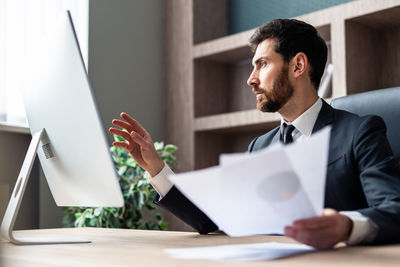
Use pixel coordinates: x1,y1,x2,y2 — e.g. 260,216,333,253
249,19,327,89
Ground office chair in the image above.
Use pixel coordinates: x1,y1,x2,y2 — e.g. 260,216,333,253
330,87,400,161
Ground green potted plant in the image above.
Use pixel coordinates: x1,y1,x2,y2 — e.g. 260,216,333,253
62,135,177,230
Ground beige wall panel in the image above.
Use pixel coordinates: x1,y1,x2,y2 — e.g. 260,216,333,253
165,0,194,173
164,0,195,231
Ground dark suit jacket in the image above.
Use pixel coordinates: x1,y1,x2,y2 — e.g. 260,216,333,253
155,100,400,244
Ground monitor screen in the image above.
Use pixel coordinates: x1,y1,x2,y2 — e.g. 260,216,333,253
21,11,123,207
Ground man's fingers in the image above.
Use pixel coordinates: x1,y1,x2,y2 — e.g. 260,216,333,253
130,131,149,148
111,128,151,152
323,208,337,216
112,119,134,133
109,128,131,141
293,209,342,230
293,216,333,230
301,229,337,249
112,141,129,150
284,226,296,237
285,226,336,249
121,112,149,136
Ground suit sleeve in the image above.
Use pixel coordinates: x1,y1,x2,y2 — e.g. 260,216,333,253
154,186,218,234
353,116,400,244
247,137,258,152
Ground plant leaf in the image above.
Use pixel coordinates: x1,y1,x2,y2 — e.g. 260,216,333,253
165,144,177,153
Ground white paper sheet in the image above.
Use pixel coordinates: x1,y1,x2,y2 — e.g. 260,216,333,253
168,127,331,236
167,166,225,225
165,242,315,261
284,127,331,214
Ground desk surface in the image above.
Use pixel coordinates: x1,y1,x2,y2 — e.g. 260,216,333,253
1,228,399,267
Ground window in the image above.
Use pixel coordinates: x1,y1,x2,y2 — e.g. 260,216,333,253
0,0,88,125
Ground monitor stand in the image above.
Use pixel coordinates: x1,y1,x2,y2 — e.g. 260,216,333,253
0,129,91,245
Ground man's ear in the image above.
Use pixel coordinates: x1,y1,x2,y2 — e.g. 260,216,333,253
291,52,308,78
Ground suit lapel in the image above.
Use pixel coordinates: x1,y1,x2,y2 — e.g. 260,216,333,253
312,99,335,133
271,130,280,144
312,100,338,208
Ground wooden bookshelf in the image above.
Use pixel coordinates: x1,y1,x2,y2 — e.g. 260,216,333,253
164,0,400,230
345,6,400,95
194,109,280,132
193,30,253,62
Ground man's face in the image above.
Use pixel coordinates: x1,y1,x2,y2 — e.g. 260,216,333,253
247,39,294,112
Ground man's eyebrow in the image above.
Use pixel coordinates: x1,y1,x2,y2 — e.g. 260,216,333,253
252,56,268,66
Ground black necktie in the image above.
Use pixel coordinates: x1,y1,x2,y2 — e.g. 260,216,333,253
281,123,296,145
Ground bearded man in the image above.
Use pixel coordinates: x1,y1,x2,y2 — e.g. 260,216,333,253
110,19,400,248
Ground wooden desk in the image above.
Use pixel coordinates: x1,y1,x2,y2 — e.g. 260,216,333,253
1,228,399,266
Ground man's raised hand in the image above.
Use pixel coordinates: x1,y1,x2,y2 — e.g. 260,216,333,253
109,112,165,177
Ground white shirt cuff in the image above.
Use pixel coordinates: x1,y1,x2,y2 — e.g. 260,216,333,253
150,164,175,198
340,211,378,245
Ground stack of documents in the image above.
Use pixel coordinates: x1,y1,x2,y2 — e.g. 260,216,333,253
165,242,315,261
168,127,331,237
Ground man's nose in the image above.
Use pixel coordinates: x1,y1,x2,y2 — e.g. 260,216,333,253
247,70,259,86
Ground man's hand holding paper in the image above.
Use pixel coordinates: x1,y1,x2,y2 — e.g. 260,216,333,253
168,127,331,237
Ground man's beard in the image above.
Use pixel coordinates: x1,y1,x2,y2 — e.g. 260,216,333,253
256,66,294,112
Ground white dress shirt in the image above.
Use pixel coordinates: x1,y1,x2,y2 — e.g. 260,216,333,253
150,98,378,245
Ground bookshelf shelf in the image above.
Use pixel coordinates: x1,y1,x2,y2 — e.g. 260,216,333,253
193,30,253,63
194,109,280,132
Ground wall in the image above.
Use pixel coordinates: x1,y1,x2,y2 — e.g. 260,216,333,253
88,0,165,143
229,0,356,34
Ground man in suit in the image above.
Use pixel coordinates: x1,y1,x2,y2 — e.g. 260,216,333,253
109,19,400,248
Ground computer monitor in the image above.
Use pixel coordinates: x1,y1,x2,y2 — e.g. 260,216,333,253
0,10,124,245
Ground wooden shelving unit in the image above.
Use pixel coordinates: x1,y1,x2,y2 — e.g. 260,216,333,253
194,109,280,132
163,0,400,230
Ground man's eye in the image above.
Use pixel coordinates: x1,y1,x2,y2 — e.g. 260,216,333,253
259,61,267,67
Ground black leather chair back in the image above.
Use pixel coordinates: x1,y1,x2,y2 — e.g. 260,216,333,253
331,87,400,161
